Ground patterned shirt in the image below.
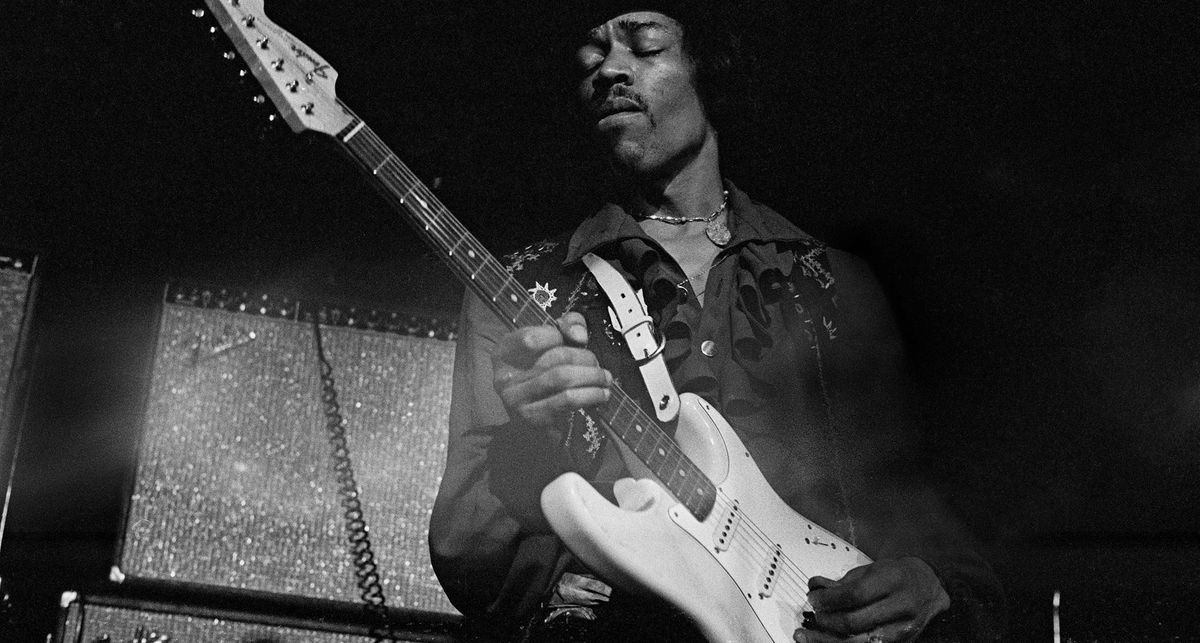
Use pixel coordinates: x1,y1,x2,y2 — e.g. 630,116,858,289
429,183,1004,641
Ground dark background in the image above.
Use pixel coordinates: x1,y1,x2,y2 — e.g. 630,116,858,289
2,1,1199,640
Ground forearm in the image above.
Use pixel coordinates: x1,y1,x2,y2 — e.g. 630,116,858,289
913,548,1006,641
429,421,565,615
428,291,570,616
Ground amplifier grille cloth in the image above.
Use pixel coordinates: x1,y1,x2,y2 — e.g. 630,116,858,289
0,265,34,407
118,304,458,615
59,597,432,642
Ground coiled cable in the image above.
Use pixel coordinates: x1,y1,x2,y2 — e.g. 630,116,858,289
312,320,395,641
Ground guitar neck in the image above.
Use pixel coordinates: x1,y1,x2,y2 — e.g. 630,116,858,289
333,109,715,521
335,112,549,330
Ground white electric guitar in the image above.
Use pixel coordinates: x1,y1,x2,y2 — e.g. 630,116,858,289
202,2,871,640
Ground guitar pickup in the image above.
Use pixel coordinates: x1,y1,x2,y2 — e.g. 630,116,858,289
756,543,784,599
711,499,742,553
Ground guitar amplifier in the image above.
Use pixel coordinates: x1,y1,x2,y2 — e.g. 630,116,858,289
0,249,37,534
55,591,454,642
113,283,461,617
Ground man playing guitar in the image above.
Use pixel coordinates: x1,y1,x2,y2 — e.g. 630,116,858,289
429,3,1004,641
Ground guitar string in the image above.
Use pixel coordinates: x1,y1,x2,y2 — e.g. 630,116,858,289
326,114,502,300
333,106,837,614
355,140,737,525
251,32,823,630
589,351,837,603
713,491,823,599
350,122,826,613
711,491,819,609
336,115,726,520
334,114,711,478
348,121,828,610
338,115,523,320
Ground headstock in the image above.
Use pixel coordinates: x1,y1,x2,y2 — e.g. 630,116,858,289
201,0,353,136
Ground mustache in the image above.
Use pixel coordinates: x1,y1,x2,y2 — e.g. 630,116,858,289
589,85,648,118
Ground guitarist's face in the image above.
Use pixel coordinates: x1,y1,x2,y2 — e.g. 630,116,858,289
576,11,716,177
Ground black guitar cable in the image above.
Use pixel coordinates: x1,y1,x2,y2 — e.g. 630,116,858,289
312,320,395,642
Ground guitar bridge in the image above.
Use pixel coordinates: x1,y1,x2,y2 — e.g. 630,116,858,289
711,500,742,552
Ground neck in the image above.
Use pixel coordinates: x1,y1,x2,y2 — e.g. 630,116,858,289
624,128,724,229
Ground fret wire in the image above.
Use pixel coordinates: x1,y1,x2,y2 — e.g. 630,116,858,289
337,106,721,520
646,432,668,472
508,296,535,327
345,124,462,243
604,398,631,437
377,172,502,298
364,175,497,299
378,157,459,236
473,264,514,301
516,302,551,328
371,152,396,176
610,394,711,502
489,280,529,327
627,403,654,454
366,149,476,269
614,400,649,453
663,445,682,488
669,454,696,500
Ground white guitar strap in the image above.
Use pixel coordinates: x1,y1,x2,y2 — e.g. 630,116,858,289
582,252,680,422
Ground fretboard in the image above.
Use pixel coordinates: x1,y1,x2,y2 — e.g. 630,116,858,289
335,112,716,521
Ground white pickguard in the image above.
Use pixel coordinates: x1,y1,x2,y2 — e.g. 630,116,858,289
541,393,871,643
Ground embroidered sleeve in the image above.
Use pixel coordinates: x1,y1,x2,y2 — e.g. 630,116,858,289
504,240,560,274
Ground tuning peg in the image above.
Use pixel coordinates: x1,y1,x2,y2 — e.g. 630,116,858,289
253,95,267,104
223,51,236,60
191,8,206,18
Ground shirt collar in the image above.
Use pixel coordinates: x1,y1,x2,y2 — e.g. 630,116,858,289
563,181,814,265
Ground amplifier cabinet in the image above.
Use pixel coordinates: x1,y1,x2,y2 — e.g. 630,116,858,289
55,592,454,642
114,285,460,617
0,250,37,530
0,251,36,410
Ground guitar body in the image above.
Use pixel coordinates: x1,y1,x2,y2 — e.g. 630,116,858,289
541,393,872,643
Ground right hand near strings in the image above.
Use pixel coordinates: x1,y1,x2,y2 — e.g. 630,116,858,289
492,311,613,428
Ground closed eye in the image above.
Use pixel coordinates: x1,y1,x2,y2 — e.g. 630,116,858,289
577,48,604,73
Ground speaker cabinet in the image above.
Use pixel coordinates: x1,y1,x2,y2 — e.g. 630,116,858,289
55,591,454,642
114,284,459,617
0,251,36,408
0,249,37,531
